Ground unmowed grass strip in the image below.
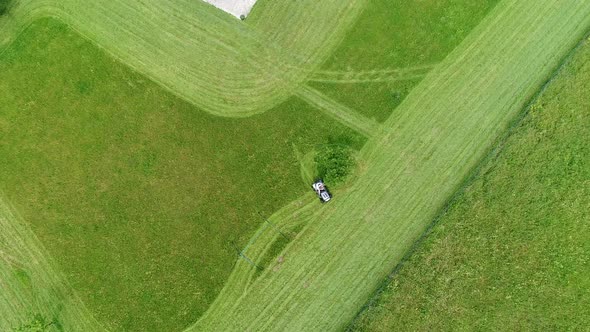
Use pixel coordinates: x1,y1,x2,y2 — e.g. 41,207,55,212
0,19,363,332
193,1,590,330
352,37,590,332
310,0,500,122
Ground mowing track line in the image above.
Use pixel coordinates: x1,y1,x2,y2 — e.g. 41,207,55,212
296,85,381,138
309,64,435,84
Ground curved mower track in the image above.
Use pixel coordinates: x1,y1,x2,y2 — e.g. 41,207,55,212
0,0,367,117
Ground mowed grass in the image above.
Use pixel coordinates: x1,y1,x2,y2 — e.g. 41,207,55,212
193,1,590,330
0,0,367,116
352,38,590,332
0,19,362,332
309,0,499,122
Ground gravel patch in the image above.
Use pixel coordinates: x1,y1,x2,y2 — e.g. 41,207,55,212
202,0,258,19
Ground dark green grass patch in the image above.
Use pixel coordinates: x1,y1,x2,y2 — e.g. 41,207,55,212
295,135,358,186
315,144,355,185
0,19,363,332
351,39,590,332
12,313,59,332
313,0,499,122
324,0,500,71
0,0,10,16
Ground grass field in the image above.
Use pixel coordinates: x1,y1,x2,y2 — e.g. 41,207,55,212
0,1,500,330
0,18,363,331
351,37,590,332
1,0,589,331
309,0,500,122
193,0,590,330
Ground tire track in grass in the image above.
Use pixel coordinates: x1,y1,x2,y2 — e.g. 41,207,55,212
192,0,590,330
195,194,324,317
309,64,436,84
296,85,381,138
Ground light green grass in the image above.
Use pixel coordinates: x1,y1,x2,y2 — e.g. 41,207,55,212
193,0,590,330
0,0,366,116
352,37,590,332
0,19,363,332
